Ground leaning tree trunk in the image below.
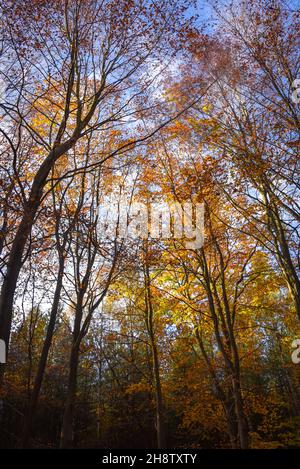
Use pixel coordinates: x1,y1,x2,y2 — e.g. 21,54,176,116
21,256,65,447
60,343,80,448
0,141,77,386
0,200,39,386
231,374,249,449
263,187,300,321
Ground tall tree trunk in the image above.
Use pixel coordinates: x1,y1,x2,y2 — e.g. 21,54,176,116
60,343,80,448
195,327,239,447
0,141,76,386
21,256,65,447
60,295,84,449
0,198,39,385
151,337,166,449
223,398,239,449
263,187,300,321
231,374,249,449
144,245,166,449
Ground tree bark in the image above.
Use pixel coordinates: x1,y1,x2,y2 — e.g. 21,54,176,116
0,140,76,385
60,343,80,448
60,294,84,448
231,374,249,449
143,244,166,449
151,337,166,449
21,256,65,447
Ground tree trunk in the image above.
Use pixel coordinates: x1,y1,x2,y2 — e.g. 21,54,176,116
151,338,166,449
195,326,239,448
232,375,249,449
0,141,75,386
0,196,40,385
21,256,65,447
60,343,80,448
223,398,239,448
263,188,300,321
60,296,83,449
143,244,166,449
